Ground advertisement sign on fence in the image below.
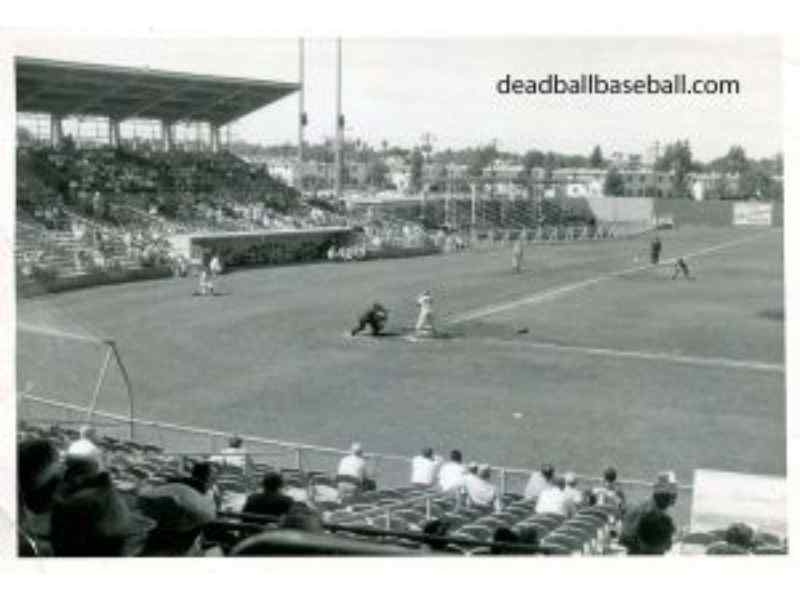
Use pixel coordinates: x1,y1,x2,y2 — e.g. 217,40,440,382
733,202,773,226
690,469,786,536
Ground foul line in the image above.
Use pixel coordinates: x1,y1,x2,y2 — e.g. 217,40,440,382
478,338,783,374
446,233,773,325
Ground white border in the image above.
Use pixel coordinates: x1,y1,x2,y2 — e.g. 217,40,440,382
1,3,797,598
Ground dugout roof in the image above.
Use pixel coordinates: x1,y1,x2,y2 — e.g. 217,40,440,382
16,56,299,126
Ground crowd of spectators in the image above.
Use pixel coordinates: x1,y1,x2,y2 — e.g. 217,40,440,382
16,144,363,284
393,446,684,555
18,427,786,557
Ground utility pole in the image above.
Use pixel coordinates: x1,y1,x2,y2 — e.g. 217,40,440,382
334,38,344,200
297,37,306,194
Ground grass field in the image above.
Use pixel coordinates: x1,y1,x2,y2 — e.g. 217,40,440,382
17,226,785,521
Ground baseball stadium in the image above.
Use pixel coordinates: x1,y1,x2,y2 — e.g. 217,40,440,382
14,51,786,557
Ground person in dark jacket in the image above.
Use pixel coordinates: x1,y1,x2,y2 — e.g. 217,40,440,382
650,237,662,265
242,471,294,521
350,302,388,336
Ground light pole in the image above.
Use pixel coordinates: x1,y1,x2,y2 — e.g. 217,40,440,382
334,38,344,200
297,37,306,194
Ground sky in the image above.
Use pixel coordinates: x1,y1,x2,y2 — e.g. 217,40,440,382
13,34,782,161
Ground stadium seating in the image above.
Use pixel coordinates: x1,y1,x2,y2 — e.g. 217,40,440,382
15,145,353,289
16,421,787,557
677,526,788,556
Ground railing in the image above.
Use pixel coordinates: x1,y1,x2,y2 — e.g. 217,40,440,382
18,391,694,526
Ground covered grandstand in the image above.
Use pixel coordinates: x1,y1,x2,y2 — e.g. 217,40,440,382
14,56,355,293
16,56,299,150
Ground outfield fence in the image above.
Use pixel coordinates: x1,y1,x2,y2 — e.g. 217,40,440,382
17,391,694,527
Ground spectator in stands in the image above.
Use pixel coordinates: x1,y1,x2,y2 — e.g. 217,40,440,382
337,442,368,500
411,447,441,488
709,522,755,553
18,438,64,555
524,463,555,500
422,519,452,552
60,436,106,494
563,472,584,507
78,424,97,442
51,468,155,556
438,449,467,494
212,435,254,473
464,464,497,509
242,471,295,521
280,502,325,533
619,473,678,554
628,509,675,555
593,466,626,512
170,461,221,509
137,481,216,556
535,476,575,517
491,526,539,555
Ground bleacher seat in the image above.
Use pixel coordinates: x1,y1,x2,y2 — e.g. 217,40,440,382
453,524,493,542
706,542,750,555
681,531,715,545
230,530,420,556
751,545,787,555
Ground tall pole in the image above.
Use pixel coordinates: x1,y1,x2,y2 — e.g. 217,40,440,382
297,37,306,194
334,38,343,200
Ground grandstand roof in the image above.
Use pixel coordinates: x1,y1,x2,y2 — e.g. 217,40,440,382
15,56,299,126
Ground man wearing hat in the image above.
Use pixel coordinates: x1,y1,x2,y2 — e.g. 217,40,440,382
410,447,442,488
50,470,155,556
136,482,217,556
58,436,107,497
535,475,575,517
437,449,467,494
620,471,678,554
213,435,254,473
464,464,498,508
18,438,64,555
336,442,368,500
524,463,555,500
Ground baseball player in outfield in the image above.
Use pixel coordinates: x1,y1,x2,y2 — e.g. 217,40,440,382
512,239,524,273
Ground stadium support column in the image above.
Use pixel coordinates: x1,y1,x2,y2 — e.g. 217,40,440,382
50,114,64,147
334,37,344,200
470,181,478,227
210,124,222,153
108,117,121,147
297,37,306,194
162,120,175,152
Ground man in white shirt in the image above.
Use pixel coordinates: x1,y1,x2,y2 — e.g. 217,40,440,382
411,447,441,487
437,449,467,493
337,442,368,500
212,436,254,473
535,476,575,517
524,463,555,500
464,464,497,508
415,290,435,335
563,472,584,507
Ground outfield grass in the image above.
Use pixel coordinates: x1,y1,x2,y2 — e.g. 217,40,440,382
17,226,784,522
